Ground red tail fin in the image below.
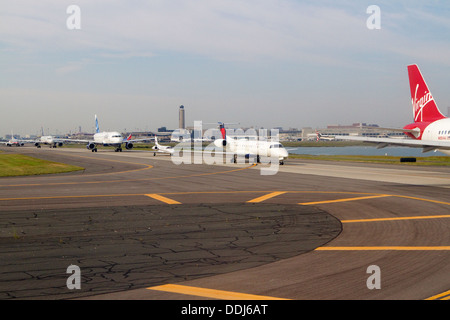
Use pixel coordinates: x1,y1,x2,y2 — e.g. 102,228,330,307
219,123,226,139
408,64,445,123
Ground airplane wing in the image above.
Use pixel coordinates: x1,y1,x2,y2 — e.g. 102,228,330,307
335,135,450,153
57,138,90,143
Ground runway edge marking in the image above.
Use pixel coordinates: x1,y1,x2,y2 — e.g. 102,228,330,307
147,284,289,300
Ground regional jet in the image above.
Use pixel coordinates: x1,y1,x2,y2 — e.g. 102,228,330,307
213,123,289,164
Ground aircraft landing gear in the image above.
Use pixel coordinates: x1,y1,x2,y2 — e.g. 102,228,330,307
115,147,122,152
91,148,98,152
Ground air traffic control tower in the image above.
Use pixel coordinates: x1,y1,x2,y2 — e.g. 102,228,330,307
179,105,185,129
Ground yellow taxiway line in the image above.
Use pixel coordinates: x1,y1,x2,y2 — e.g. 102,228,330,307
299,195,392,205
147,284,289,300
426,289,450,300
145,194,181,204
342,214,450,223
315,246,450,251
247,191,287,203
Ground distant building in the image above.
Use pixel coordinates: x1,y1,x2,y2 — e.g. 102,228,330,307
179,105,185,129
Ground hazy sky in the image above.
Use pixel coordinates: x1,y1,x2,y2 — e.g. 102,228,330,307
1,0,450,136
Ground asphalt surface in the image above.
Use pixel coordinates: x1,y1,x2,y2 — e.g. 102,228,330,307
0,146,449,300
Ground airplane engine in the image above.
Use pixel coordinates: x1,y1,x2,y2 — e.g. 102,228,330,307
86,142,95,150
35,142,40,147
57,142,63,147
214,139,226,148
125,142,133,150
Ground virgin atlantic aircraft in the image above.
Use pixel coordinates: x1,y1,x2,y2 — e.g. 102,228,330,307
337,64,450,156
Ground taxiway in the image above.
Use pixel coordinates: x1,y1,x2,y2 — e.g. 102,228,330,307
0,146,449,300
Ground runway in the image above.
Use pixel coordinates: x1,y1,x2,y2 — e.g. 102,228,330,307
0,146,449,300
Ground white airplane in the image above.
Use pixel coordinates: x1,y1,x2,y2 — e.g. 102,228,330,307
152,136,174,156
1,131,33,146
315,131,335,141
336,64,450,156
213,122,289,164
63,115,150,152
34,136,64,148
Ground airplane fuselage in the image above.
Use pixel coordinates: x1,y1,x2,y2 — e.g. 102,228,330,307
404,118,450,155
92,131,124,146
215,138,289,163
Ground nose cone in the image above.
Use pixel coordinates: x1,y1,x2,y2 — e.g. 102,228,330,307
280,148,289,159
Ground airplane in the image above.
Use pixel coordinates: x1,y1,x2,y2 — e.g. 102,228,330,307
152,136,174,156
315,131,335,141
34,136,64,148
213,122,289,164
62,115,150,152
1,131,33,147
336,64,450,156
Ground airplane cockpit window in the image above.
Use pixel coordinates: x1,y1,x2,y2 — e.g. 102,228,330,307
269,143,284,148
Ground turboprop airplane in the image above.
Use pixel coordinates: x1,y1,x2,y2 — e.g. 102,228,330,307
152,136,174,156
213,122,289,164
62,115,150,152
337,64,450,156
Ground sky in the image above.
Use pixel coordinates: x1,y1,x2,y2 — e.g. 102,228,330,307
1,0,450,136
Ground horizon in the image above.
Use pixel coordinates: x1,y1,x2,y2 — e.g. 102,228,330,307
2,1,450,136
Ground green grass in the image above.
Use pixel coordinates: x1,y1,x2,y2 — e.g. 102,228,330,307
288,154,450,166
0,154,84,177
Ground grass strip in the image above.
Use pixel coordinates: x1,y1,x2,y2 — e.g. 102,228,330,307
0,154,84,177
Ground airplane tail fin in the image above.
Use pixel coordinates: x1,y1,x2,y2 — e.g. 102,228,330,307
126,134,132,141
408,64,445,123
95,115,100,133
219,123,226,140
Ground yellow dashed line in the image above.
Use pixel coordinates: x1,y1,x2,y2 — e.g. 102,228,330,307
299,195,391,205
146,194,181,204
247,191,286,203
147,284,289,300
